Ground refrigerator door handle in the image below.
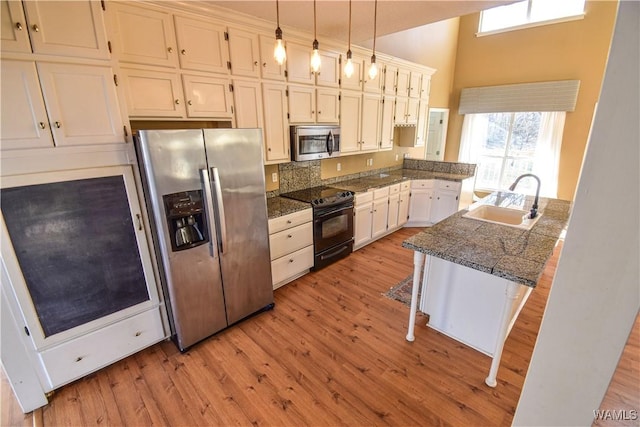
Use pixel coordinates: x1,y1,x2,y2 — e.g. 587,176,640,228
211,167,228,254
200,168,219,259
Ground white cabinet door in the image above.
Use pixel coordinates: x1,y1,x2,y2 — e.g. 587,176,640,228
407,97,420,124
371,197,389,239
398,189,410,227
120,67,185,118
0,0,31,53
23,1,109,59
415,101,429,147
182,74,233,119
394,97,408,124
431,185,460,224
258,34,285,81
36,62,124,146
286,41,314,85
227,26,261,78
232,79,263,129
288,85,315,124
363,62,382,93
0,60,53,150
361,94,381,151
396,68,410,97
408,71,421,98
383,63,397,95
315,51,340,88
262,83,289,163
339,90,361,154
420,73,431,100
110,3,178,67
379,96,395,150
341,53,365,91
408,189,433,225
354,202,373,248
316,89,339,124
175,16,229,74
387,193,400,230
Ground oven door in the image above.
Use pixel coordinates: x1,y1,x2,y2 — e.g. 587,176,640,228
313,203,353,254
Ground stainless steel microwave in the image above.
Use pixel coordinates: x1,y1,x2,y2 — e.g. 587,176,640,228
290,125,340,161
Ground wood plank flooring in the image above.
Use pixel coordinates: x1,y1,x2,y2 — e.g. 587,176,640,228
1,227,637,426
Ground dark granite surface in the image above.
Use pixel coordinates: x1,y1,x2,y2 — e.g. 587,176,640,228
333,169,474,193
266,196,311,219
402,192,571,288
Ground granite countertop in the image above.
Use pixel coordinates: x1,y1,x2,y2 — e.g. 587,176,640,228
402,192,572,288
333,169,474,193
266,196,311,219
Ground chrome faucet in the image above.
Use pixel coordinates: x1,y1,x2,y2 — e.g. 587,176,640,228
508,174,541,219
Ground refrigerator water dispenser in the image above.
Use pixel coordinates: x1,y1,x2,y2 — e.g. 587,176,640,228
163,190,208,251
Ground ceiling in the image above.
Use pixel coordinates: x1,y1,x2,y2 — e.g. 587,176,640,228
203,1,515,44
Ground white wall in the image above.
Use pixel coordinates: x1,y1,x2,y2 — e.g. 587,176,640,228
513,2,639,426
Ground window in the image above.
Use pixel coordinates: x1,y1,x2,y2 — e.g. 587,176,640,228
459,111,566,197
479,0,586,34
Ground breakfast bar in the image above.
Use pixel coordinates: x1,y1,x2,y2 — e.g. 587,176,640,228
402,192,571,386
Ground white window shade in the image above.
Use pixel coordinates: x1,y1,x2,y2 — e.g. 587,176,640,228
459,80,580,114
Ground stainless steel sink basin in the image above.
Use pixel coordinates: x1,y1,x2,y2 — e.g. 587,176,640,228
462,205,542,230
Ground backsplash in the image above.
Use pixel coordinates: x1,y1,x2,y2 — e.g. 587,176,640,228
403,158,476,176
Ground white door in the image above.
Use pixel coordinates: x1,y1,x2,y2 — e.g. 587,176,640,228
379,96,395,150
315,51,340,88
0,0,31,53
407,98,420,124
286,41,314,85
398,190,410,226
227,26,260,78
258,34,285,81
353,202,373,249
23,0,109,59
408,189,433,224
182,75,233,119
262,83,289,163
316,89,339,124
37,62,124,146
415,101,429,147
120,67,185,118
387,193,400,230
175,16,229,74
1,60,53,150
408,71,421,98
110,3,178,67
288,85,315,124
360,94,381,151
371,197,389,239
341,53,364,91
431,191,459,224
383,63,397,95
339,90,361,153
396,68,410,97
232,79,263,129
395,97,408,124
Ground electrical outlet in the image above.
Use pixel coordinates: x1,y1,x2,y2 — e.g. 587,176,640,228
395,154,399,161
337,162,341,171
271,172,278,183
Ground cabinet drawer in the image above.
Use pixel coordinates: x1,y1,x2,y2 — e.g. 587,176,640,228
388,184,401,195
411,179,434,189
400,181,411,191
355,191,373,205
268,208,312,234
271,245,314,286
373,187,389,199
437,180,461,192
269,222,313,260
39,308,164,389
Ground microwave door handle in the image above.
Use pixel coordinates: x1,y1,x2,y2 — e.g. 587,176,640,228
326,131,334,156
200,168,219,259
211,167,228,254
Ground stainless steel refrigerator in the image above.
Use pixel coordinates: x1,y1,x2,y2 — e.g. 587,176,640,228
136,129,273,351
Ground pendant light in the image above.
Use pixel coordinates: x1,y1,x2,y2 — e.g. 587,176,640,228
368,0,379,80
273,0,286,65
310,0,321,72
344,0,354,78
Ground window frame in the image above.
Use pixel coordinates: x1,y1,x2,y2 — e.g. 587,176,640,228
477,0,586,37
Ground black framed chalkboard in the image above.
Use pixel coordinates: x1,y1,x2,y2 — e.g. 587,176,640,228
1,176,150,337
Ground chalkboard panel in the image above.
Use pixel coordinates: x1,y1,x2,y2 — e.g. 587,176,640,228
1,176,150,337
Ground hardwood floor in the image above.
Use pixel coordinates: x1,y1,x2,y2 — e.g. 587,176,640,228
1,227,637,426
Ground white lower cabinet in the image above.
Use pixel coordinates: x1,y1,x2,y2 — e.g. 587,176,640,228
268,208,313,289
406,179,461,226
354,191,374,249
371,187,390,240
431,180,461,224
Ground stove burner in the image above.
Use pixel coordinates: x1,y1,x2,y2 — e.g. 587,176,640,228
281,186,354,208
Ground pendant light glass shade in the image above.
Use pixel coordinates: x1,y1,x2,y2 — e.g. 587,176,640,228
344,0,353,78
368,55,378,79
273,0,286,65
310,0,321,72
368,0,378,80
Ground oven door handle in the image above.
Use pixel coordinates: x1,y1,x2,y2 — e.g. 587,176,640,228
326,130,334,156
319,242,353,261
314,204,353,219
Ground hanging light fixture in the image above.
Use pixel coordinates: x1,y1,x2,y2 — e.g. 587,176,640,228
310,0,321,72
368,0,378,80
344,0,354,78
273,0,286,65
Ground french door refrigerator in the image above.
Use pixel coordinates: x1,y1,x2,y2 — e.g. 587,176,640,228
136,129,274,351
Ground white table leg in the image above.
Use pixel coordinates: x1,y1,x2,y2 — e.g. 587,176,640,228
485,281,520,387
406,251,425,342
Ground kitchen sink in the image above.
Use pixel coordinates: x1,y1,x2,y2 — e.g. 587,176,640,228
462,205,542,230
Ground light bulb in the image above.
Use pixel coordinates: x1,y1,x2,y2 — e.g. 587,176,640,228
274,38,286,65
311,40,321,72
344,58,354,78
368,60,378,80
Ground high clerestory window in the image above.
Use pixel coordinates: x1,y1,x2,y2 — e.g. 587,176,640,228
479,0,586,35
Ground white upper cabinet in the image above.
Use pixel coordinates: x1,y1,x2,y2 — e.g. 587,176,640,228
396,68,410,97
315,50,340,88
408,71,422,98
262,83,290,164
227,26,260,78
316,89,339,124
258,34,285,81
341,53,365,91
120,66,185,118
286,41,314,85
361,93,381,151
363,60,383,93
379,96,395,150
1,0,31,53
383,63,397,95
288,85,315,123
232,79,263,129
109,2,178,68
182,74,233,119
175,16,229,74
1,60,53,150
395,96,419,125
339,90,361,154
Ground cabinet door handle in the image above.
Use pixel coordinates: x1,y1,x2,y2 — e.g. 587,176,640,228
318,110,322,114
187,100,193,106
263,62,267,67
167,47,173,53
135,331,142,337
31,24,39,32
175,99,180,105
136,214,143,230
288,259,294,263
54,121,61,128
254,61,258,66
181,49,186,55
39,122,46,129
15,22,23,31
287,234,292,238
75,356,83,362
